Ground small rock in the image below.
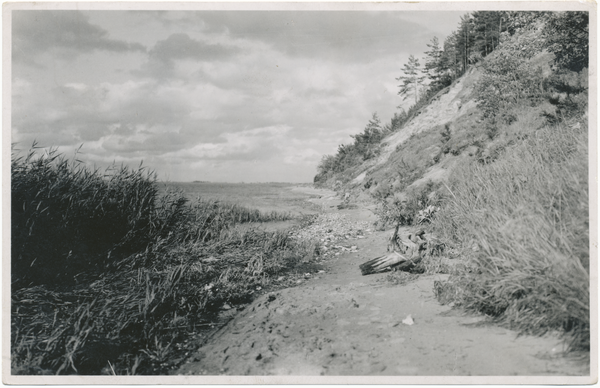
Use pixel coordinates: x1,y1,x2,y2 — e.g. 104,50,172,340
222,303,232,310
402,314,414,326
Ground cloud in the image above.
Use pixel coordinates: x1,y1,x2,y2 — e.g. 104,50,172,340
138,33,240,78
12,78,192,152
166,125,291,164
151,33,236,61
12,11,146,66
200,11,448,63
11,10,464,182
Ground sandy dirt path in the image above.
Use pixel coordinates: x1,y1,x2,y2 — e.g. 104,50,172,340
177,189,589,377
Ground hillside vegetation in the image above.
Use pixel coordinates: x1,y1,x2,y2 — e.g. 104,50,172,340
315,11,590,350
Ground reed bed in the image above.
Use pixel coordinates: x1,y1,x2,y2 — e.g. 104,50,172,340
11,145,316,375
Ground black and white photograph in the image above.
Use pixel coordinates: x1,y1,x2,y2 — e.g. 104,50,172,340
4,2,597,384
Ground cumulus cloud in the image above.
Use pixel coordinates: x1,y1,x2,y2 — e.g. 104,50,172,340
12,11,146,66
11,10,462,182
151,33,237,62
138,33,240,78
201,11,444,63
166,125,291,164
12,78,192,152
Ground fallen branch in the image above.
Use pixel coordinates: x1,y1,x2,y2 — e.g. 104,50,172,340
362,228,433,275
360,251,408,275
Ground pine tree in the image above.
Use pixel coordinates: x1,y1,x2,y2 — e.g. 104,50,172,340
456,14,473,73
397,55,426,105
471,11,508,59
351,113,384,160
424,36,444,88
440,31,461,85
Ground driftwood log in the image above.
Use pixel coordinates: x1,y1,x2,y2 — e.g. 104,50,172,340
359,252,423,275
360,225,432,275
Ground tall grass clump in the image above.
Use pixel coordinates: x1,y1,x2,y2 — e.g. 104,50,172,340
11,145,317,375
11,145,160,288
432,118,589,350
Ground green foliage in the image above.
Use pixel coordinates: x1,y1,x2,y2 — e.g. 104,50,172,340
382,110,407,133
374,181,443,228
423,37,444,88
11,147,313,375
432,118,589,350
397,54,426,104
349,113,385,160
473,28,546,126
471,12,505,58
542,11,589,72
314,113,386,186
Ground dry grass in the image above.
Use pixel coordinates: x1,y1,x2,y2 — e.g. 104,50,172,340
430,116,589,350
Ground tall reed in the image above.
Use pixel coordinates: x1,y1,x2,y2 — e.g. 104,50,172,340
11,145,159,287
11,145,316,374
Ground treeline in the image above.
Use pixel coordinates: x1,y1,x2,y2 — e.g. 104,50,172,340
419,11,588,94
314,11,589,187
313,113,399,185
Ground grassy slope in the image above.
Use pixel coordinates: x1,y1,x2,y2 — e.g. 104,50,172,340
433,117,589,350
320,28,590,351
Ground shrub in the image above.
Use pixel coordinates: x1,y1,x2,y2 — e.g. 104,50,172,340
374,181,443,228
474,29,546,124
542,11,589,72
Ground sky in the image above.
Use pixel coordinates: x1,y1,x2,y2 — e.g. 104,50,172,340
11,9,464,182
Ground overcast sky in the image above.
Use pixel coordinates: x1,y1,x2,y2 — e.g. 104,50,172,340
11,10,464,182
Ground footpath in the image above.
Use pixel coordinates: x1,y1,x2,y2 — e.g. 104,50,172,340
177,187,589,378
